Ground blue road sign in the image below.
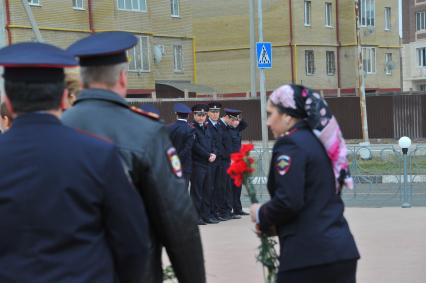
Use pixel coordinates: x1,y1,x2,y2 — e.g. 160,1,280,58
256,42,272,69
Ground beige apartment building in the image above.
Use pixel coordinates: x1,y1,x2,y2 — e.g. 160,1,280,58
193,0,401,96
402,0,426,91
0,0,196,97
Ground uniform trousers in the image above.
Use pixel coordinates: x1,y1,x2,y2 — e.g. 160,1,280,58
210,161,222,216
277,259,357,283
221,159,233,216
190,162,213,220
232,183,243,213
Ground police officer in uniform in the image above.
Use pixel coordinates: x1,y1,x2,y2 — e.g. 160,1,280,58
0,42,150,283
169,103,195,189
191,104,219,225
251,84,359,283
62,32,205,283
218,109,242,219
227,108,249,216
206,102,229,221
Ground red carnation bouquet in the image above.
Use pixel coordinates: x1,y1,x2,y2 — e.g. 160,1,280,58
227,144,278,283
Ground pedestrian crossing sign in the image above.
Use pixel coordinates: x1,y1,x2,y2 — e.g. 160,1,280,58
256,42,272,69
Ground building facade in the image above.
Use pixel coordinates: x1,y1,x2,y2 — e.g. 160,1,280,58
402,0,426,91
0,0,195,97
193,0,401,96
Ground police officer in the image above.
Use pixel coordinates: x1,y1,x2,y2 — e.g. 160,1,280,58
218,109,242,219
0,42,150,283
251,84,359,282
227,108,249,216
169,103,195,189
191,104,219,225
206,102,229,221
62,32,205,283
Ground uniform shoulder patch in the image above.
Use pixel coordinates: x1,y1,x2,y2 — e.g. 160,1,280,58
166,147,183,178
129,106,160,121
275,155,291,176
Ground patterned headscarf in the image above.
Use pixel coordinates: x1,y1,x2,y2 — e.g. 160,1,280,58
270,84,353,193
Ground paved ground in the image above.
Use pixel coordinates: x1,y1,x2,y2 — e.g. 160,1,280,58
196,207,426,283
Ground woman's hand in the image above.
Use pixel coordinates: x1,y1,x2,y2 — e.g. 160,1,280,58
250,203,261,223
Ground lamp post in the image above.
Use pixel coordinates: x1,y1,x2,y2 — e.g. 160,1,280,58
398,136,412,208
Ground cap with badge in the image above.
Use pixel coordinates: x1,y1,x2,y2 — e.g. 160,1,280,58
67,31,137,66
139,104,160,118
208,102,222,112
0,42,78,83
174,103,191,114
224,108,242,120
192,104,208,115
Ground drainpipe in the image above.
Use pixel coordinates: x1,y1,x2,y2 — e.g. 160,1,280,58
5,0,12,44
336,0,341,90
288,0,294,83
88,0,94,33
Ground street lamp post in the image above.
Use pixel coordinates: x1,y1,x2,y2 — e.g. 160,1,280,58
398,136,412,208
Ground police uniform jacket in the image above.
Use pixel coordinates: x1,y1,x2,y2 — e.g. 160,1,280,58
192,122,216,165
0,113,150,283
218,119,233,160
207,119,224,160
259,120,360,272
230,120,248,153
169,120,195,175
62,89,205,283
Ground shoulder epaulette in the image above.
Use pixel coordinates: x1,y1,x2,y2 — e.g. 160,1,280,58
129,106,160,121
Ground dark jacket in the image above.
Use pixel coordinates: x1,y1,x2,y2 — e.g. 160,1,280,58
259,121,360,272
168,120,195,174
207,118,223,159
192,121,215,165
62,89,205,283
230,120,248,153
218,119,233,160
0,113,150,283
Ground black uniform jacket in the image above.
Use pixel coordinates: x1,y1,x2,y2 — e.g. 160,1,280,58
230,120,248,153
0,113,150,283
259,121,360,272
168,120,195,174
192,122,215,165
207,118,223,159
62,89,205,283
218,119,233,160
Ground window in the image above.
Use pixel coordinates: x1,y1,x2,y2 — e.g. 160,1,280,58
326,51,335,75
28,0,40,5
173,45,183,72
384,53,392,75
171,0,180,17
417,47,426,67
305,50,315,75
325,3,332,27
359,0,375,27
384,7,391,31
416,11,426,31
73,0,84,9
128,36,150,72
304,1,311,26
362,47,376,74
117,0,147,12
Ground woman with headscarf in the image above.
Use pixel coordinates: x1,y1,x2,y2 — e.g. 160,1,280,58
250,84,360,283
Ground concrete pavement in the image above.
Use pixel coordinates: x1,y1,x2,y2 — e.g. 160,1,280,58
196,208,426,283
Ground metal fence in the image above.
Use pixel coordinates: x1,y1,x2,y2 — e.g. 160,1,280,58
241,144,426,208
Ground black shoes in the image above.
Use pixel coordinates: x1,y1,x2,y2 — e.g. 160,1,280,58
203,218,219,224
235,211,250,216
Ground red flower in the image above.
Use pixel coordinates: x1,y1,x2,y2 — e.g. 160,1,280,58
227,143,255,187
